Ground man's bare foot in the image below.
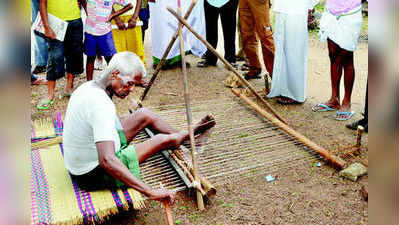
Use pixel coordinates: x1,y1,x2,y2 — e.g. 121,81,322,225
31,77,48,85
193,115,216,135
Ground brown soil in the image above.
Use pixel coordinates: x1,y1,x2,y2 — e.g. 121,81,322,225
31,35,368,224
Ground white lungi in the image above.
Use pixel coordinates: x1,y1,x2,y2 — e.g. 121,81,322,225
149,0,207,61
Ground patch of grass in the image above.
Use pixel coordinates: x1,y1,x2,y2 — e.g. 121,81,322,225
178,206,186,211
175,220,182,225
188,213,199,223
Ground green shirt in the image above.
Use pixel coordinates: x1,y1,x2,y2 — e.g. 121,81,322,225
47,0,81,21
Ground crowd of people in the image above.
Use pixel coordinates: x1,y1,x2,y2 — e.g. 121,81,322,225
31,0,368,126
30,0,368,206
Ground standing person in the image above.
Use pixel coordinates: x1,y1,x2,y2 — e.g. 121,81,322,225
267,0,319,104
31,0,48,75
37,0,84,110
346,82,368,132
312,0,364,121
149,0,207,70
138,0,150,42
197,0,238,69
111,0,146,65
82,0,133,81
239,0,274,80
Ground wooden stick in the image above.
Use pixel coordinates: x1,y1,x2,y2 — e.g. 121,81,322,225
231,88,347,169
176,0,205,211
138,0,198,106
31,136,63,150
356,126,365,147
173,150,216,197
159,183,174,225
166,7,287,124
168,151,207,196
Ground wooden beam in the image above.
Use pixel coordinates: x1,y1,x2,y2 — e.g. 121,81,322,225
166,7,287,124
231,88,347,169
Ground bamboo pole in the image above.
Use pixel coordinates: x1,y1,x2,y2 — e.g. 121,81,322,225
231,88,347,169
173,150,216,197
31,136,63,150
176,0,205,211
138,0,198,106
166,7,287,124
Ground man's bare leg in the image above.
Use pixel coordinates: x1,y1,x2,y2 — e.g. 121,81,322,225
122,108,215,144
134,116,216,163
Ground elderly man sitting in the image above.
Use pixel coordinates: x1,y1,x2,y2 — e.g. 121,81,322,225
63,52,215,204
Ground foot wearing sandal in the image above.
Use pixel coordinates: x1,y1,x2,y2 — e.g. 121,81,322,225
31,77,48,85
197,60,216,68
244,68,262,80
335,103,355,121
312,99,340,112
277,96,300,105
240,63,250,71
346,119,368,132
37,97,55,110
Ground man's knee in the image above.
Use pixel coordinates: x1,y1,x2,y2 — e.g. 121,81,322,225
135,108,155,124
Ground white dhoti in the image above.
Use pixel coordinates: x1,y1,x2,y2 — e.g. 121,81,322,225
267,13,309,103
149,0,207,65
319,5,363,52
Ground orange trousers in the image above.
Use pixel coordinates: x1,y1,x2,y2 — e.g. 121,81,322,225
239,0,275,76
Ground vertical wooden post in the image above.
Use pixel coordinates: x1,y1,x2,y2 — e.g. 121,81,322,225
176,0,205,210
138,0,198,105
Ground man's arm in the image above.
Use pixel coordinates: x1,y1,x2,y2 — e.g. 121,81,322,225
39,0,56,39
96,141,175,204
127,0,142,29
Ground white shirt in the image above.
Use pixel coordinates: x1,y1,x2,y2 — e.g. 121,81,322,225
273,0,319,14
63,81,122,175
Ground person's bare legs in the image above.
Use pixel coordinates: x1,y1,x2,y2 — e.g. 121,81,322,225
86,56,96,81
122,108,215,143
339,50,355,114
123,110,216,163
65,73,75,95
47,80,56,101
325,39,344,109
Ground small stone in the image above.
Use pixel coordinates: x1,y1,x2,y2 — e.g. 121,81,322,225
339,163,367,182
224,72,242,88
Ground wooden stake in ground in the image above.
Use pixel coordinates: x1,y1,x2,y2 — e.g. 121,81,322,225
231,88,347,169
166,7,287,124
176,0,205,210
138,0,198,106
159,183,174,225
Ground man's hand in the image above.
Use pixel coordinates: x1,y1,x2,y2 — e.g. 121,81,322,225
44,27,56,40
114,17,126,30
148,189,176,205
127,18,137,29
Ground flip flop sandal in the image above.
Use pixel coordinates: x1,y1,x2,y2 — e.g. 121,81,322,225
312,103,337,112
37,98,55,110
335,111,355,121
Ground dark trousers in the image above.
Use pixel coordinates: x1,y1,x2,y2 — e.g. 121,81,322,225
204,0,238,64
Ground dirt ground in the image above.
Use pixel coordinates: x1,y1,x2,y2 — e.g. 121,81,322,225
31,28,368,225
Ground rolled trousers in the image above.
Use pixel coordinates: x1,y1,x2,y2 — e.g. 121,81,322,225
239,0,274,75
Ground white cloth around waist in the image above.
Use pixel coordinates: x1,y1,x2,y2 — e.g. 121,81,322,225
318,5,363,52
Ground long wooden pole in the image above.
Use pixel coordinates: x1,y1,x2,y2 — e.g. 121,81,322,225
138,0,198,106
231,88,347,169
166,7,287,124
176,0,205,210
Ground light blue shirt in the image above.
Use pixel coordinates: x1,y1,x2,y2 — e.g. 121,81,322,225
207,0,229,8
